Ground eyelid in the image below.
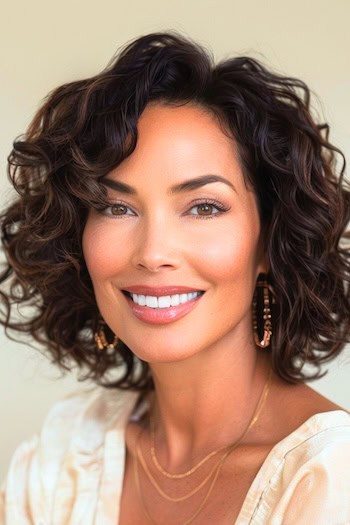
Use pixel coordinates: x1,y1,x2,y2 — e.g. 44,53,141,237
187,197,229,210
185,198,230,218
97,198,230,218
97,200,137,218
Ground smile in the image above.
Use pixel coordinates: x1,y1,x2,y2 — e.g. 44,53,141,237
122,290,205,324
126,291,203,309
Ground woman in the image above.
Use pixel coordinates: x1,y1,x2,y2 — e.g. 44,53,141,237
0,31,350,524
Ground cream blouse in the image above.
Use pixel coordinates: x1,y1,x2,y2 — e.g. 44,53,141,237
1,387,350,525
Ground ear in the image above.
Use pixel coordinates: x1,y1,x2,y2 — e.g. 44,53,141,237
256,224,270,276
258,253,269,275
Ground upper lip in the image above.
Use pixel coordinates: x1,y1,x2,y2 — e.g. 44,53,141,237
122,285,204,297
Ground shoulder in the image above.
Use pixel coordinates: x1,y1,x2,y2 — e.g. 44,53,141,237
265,372,348,442
282,409,350,468
0,387,139,524
249,410,350,524
280,411,350,523
38,386,139,450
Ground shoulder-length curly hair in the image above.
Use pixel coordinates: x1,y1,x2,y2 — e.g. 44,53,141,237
1,31,349,390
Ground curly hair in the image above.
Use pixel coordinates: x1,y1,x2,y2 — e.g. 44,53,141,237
1,31,349,390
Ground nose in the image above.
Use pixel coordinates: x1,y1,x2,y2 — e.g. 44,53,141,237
130,214,181,273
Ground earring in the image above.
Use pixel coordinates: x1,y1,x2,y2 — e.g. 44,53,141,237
252,277,273,348
94,321,118,351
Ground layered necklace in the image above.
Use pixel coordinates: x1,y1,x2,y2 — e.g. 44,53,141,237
133,367,273,524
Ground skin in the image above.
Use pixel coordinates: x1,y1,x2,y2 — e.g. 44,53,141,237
82,102,344,523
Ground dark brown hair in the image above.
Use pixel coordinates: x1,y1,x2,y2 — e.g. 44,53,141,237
1,31,349,390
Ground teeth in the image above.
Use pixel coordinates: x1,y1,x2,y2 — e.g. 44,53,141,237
158,296,171,308
146,296,158,308
138,295,146,306
171,294,180,306
130,291,202,308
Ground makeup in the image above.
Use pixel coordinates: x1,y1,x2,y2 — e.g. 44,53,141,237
123,291,204,324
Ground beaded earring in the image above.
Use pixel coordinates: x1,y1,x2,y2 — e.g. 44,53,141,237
252,276,274,348
94,320,118,351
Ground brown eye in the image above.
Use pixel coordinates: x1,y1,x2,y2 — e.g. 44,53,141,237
187,200,229,219
98,202,135,218
111,204,128,216
197,204,214,216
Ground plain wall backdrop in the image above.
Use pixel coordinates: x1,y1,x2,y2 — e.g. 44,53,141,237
0,0,349,480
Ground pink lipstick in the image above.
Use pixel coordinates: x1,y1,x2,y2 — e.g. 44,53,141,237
122,289,205,325
123,285,203,297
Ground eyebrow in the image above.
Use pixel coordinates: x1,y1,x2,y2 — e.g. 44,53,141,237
101,174,237,195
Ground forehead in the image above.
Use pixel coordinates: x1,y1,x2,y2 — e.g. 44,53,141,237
138,102,236,156
108,102,246,193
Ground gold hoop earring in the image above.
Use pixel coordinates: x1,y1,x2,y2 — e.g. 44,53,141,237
94,321,118,351
252,277,274,349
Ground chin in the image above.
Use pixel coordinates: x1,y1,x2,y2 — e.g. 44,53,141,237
129,344,199,365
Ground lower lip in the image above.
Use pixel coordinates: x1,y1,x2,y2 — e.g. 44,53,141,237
123,293,204,324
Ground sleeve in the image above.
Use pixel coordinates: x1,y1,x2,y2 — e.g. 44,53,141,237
0,435,40,525
0,388,98,525
269,437,350,525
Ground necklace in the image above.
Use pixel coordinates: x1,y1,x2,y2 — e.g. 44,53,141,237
134,430,237,525
150,366,272,479
150,417,220,478
133,366,273,524
137,439,226,501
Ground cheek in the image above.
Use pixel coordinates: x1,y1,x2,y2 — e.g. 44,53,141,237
82,219,127,284
198,225,261,335
194,220,260,287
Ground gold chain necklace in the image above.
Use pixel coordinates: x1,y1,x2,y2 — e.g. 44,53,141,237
137,438,226,501
150,366,272,479
150,417,220,478
133,366,273,524
134,430,236,525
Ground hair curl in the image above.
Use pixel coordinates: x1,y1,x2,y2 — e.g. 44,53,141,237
1,31,349,390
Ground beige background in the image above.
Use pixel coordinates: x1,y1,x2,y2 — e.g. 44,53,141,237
0,0,349,480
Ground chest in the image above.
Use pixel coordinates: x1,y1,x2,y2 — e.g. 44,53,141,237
118,444,271,525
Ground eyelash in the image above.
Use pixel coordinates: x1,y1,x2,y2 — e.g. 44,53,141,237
97,199,230,220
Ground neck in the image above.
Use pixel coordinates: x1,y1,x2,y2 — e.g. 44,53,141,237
147,334,272,471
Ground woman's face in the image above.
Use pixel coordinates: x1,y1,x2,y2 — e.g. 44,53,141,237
83,102,268,363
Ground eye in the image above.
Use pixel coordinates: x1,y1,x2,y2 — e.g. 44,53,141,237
187,199,230,219
98,202,136,218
